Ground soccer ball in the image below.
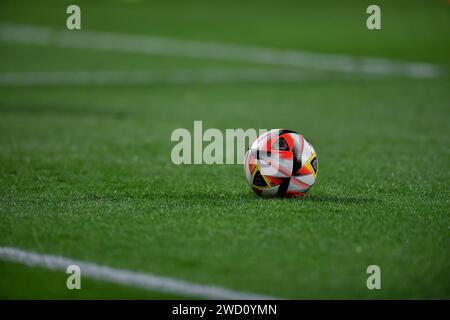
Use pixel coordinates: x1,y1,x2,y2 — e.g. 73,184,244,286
244,129,318,197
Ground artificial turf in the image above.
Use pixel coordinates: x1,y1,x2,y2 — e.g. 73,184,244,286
0,0,449,299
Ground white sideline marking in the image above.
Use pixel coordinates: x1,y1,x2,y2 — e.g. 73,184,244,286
0,23,445,79
0,246,277,300
0,69,370,86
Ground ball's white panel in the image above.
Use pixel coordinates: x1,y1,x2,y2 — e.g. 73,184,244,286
307,139,316,155
301,137,313,165
287,178,311,193
259,156,292,178
295,173,315,186
244,150,252,185
250,129,278,152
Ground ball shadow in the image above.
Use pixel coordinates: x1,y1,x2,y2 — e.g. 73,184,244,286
302,194,377,205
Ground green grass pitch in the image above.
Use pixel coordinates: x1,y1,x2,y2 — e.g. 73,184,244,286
0,0,449,299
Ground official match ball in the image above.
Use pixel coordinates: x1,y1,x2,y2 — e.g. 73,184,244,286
244,129,318,197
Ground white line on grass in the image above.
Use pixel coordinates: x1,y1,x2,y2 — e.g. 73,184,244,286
0,246,277,300
0,69,374,86
0,23,445,79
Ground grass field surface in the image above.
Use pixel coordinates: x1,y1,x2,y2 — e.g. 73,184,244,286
0,0,449,299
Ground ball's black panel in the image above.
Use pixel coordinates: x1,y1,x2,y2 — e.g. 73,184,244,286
253,170,268,187
272,137,290,151
278,129,297,136
276,178,291,197
311,156,318,174
292,158,302,175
